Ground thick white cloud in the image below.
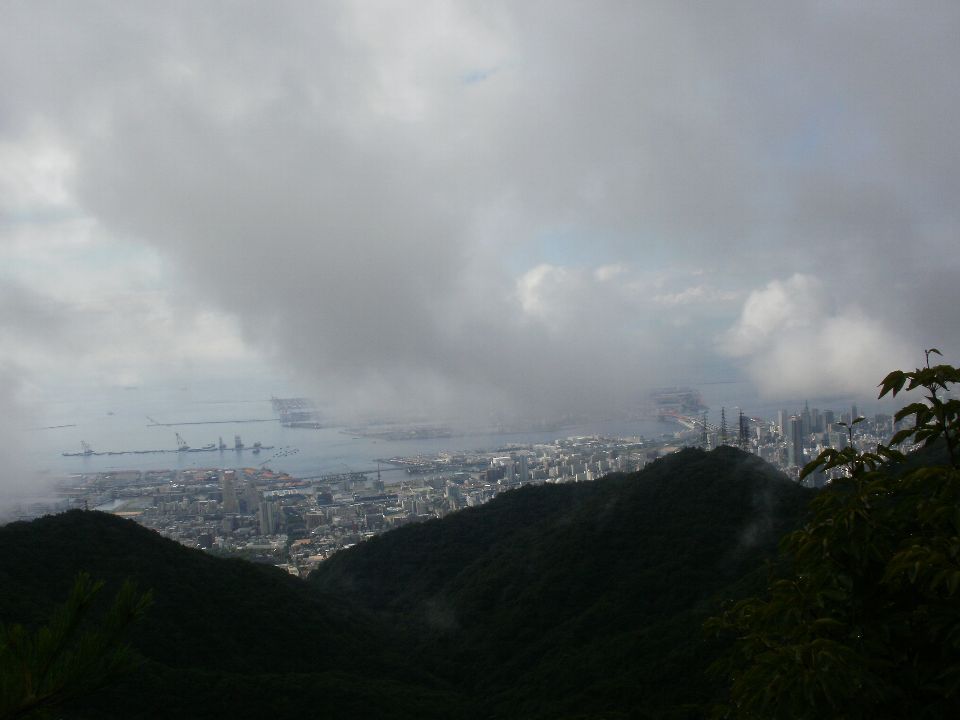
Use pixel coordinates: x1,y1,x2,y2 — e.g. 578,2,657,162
721,274,915,398
0,0,957,432
721,275,826,356
0,131,75,219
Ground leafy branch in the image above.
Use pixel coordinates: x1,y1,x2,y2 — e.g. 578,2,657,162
708,350,960,719
877,348,960,467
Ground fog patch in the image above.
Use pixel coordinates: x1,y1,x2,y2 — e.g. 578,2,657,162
0,366,51,520
0,3,959,420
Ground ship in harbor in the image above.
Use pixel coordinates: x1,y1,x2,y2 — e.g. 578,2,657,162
175,433,218,452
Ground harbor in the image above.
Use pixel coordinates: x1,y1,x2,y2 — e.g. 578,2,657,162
27,385,671,479
63,435,274,458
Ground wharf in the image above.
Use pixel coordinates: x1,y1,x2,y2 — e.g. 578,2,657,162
63,444,275,458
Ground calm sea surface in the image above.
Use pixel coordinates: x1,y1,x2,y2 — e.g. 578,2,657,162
25,384,671,482
25,379,869,482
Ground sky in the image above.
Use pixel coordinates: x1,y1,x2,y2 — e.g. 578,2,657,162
1,1,959,443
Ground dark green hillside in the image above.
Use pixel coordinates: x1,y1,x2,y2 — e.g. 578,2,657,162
0,448,814,719
0,510,462,719
312,446,814,718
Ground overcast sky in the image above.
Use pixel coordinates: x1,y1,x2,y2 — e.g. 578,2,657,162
1,1,958,428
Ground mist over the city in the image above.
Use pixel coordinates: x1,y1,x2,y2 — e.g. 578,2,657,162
2,1,959,458
5,6,960,719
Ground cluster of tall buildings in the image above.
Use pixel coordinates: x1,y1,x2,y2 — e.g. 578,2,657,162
705,402,899,485
776,402,869,469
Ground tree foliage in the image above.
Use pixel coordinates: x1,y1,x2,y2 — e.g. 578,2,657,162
707,351,960,719
0,573,151,720
0,511,465,719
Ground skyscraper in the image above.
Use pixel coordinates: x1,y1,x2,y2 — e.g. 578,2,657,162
258,498,277,534
221,471,239,514
790,416,805,469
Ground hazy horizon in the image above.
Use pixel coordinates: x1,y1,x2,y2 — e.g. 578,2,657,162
2,1,959,492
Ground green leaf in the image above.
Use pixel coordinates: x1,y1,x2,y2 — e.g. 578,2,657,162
708,352,960,719
895,402,930,423
879,371,908,399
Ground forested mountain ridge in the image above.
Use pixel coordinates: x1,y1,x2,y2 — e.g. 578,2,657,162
0,510,463,719
311,446,815,718
1,447,814,718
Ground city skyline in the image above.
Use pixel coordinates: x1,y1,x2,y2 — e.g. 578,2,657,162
9,394,903,567
2,2,959,497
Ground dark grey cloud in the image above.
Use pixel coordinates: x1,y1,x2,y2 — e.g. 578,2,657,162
1,1,958,419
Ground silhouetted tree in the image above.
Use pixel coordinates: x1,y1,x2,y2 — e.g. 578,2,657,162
0,573,151,719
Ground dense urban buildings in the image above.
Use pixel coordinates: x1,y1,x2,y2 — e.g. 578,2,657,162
5,395,926,578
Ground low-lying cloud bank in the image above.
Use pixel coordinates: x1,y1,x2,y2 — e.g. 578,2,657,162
721,274,915,399
0,2,956,425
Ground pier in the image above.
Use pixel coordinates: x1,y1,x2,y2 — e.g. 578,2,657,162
63,437,275,458
145,416,278,427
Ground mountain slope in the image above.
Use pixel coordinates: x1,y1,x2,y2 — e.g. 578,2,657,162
311,446,815,718
0,510,462,719
0,447,814,719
